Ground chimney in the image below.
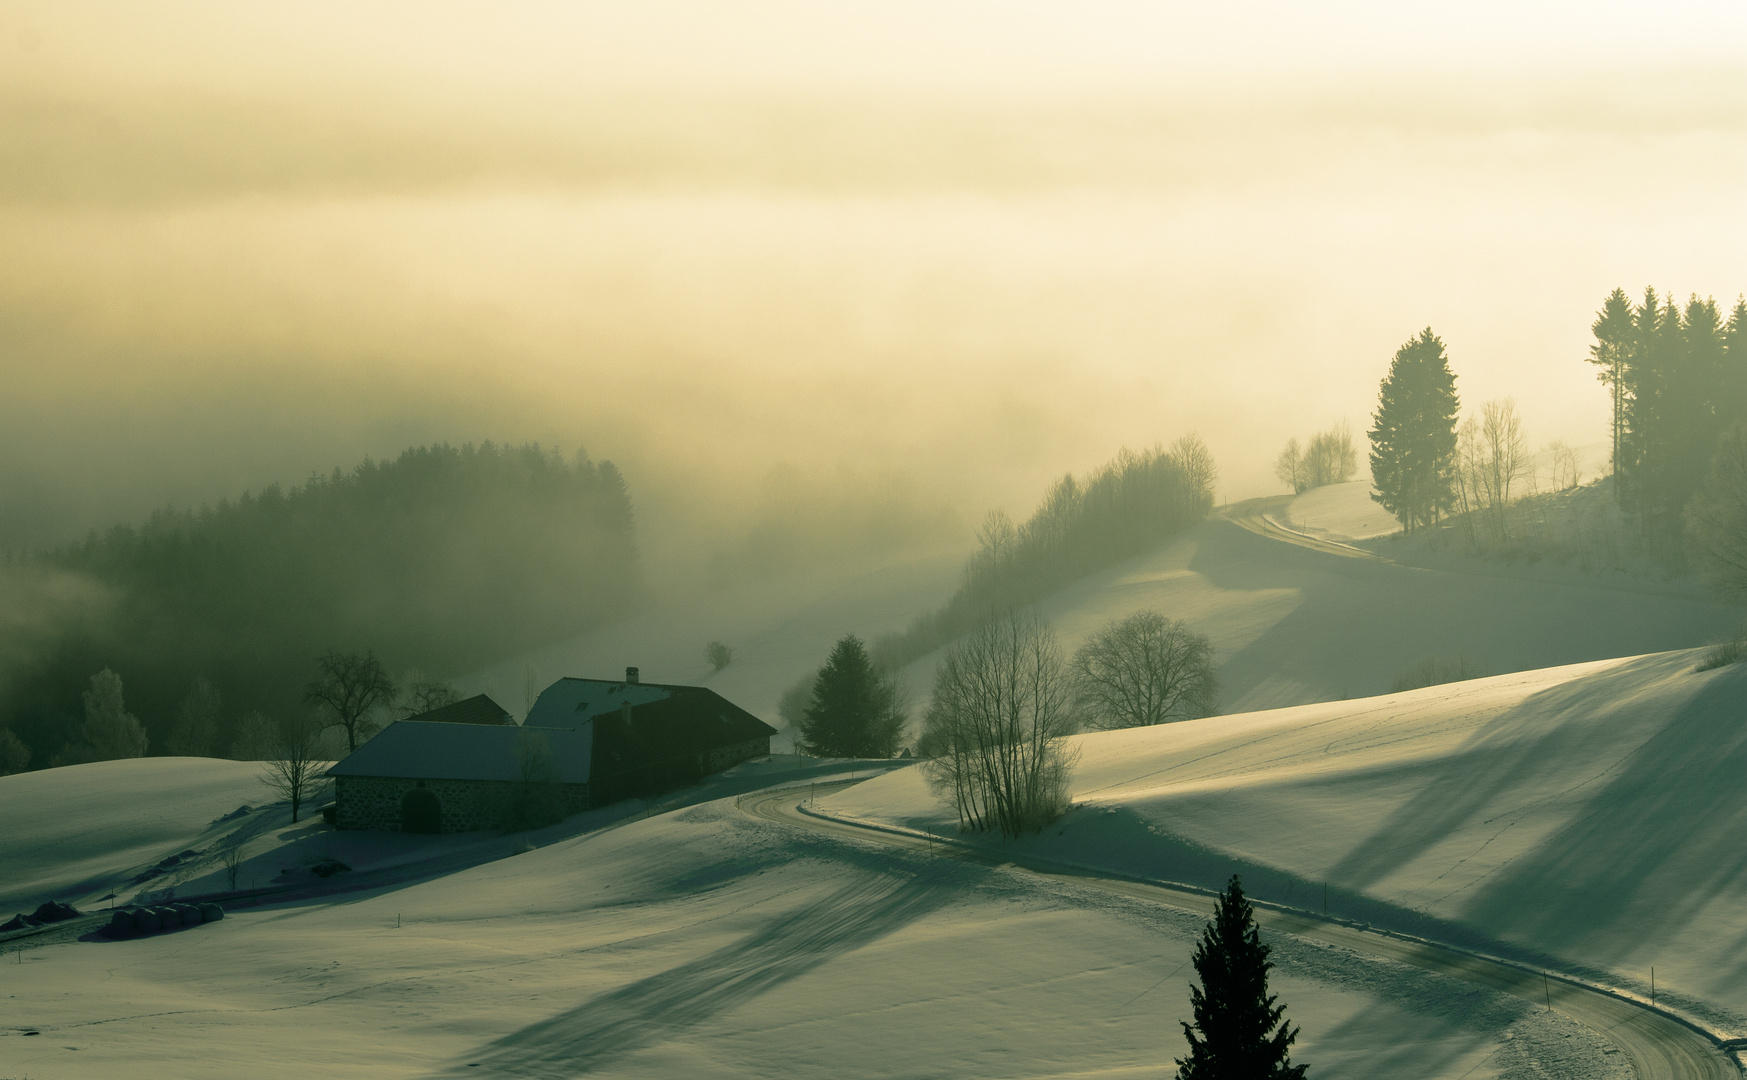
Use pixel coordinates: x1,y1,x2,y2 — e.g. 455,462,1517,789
625,666,640,685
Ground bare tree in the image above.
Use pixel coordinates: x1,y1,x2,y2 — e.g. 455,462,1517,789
1477,399,1531,540
396,670,461,719
502,727,567,831
229,711,278,760
167,676,222,757
0,727,28,776
1455,400,1531,544
1171,433,1219,512
706,640,734,672
1305,422,1358,488
1071,611,1218,730
260,713,328,823
78,668,149,762
1274,439,1308,494
522,661,540,721
218,833,248,890
1687,426,1747,599
304,650,397,752
1547,440,1582,491
919,610,1079,838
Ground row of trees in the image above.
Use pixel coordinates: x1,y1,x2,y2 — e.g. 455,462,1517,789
1368,333,1587,543
1365,290,1745,575
874,439,1217,669
1,441,637,772
917,608,1217,837
783,608,1217,836
1274,424,1358,494
1588,288,1747,545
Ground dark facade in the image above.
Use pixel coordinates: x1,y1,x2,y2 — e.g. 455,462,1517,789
329,671,775,833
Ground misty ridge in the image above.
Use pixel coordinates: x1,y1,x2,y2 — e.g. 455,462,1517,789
0,443,634,771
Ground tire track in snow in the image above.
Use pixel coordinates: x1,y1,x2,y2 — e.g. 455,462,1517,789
747,779,1737,1080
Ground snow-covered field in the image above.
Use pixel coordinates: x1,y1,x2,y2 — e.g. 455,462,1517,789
825,647,1747,1036
4,759,1632,1079
7,489,1742,1077
1281,480,1401,542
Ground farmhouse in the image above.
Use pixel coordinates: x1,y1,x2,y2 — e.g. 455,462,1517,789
328,671,775,833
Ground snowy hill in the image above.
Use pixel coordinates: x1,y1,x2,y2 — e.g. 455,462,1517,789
823,647,1747,1034
463,503,1738,745
6,753,1643,1079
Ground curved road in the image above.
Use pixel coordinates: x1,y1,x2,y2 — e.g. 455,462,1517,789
741,780,1737,1080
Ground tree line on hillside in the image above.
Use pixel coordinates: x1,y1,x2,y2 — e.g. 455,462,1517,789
1587,288,1747,548
1274,423,1358,494
754,627,1304,1076
871,438,1217,671
1366,291,1747,591
0,442,637,773
788,607,1216,835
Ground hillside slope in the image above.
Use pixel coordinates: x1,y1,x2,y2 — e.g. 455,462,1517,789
825,648,1747,1032
7,758,1634,1080
975,513,1738,713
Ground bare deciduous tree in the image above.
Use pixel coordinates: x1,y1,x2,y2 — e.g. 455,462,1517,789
919,610,1079,838
219,832,248,890
1274,439,1308,494
229,711,278,761
76,668,149,762
395,670,461,719
304,650,397,752
167,676,222,757
1276,425,1357,494
260,713,328,823
706,640,734,672
1456,399,1532,544
502,728,567,831
522,661,540,721
0,727,28,776
1071,611,1218,730
1547,440,1582,491
1171,433,1219,512
1305,422,1358,488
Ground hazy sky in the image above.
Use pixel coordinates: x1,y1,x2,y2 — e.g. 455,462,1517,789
2,2,1743,570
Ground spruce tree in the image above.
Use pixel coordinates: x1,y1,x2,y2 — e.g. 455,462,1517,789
1587,288,1635,498
798,635,905,758
1177,875,1307,1080
1369,328,1461,534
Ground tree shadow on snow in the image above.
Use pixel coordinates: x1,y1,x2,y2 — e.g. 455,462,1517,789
431,866,969,1078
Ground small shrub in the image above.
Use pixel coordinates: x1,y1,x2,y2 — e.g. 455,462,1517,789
1696,626,1747,672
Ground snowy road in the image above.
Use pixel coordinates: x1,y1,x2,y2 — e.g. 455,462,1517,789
742,780,1737,1080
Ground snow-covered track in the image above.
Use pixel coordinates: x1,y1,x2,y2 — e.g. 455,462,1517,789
740,779,1738,1080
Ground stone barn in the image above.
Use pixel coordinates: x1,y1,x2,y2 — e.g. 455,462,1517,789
329,671,775,833
327,719,591,833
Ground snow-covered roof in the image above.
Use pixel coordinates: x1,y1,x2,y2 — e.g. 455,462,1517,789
524,677,672,728
401,693,514,726
326,721,592,784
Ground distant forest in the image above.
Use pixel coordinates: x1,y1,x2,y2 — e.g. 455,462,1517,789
873,438,1217,669
0,443,637,771
1588,288,1746,548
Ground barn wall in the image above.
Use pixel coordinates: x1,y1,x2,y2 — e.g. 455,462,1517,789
707,737,770,774
334,775,589,833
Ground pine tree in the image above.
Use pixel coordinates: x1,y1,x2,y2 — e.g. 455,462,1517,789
1177,875,1307,1080
1369,328,1461,534
798,635,906,758
1587,288,1635,497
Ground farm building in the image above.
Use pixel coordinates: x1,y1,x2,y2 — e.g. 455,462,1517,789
399,693,515,726
328,671,775,833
